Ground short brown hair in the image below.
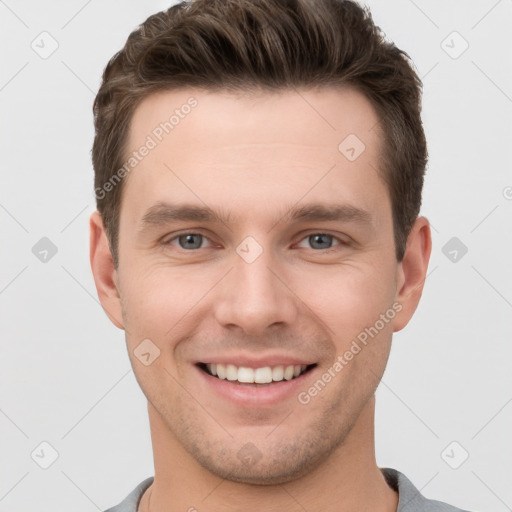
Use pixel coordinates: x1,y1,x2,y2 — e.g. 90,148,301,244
92,0,427,267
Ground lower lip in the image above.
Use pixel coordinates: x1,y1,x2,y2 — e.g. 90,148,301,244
195,365,315,407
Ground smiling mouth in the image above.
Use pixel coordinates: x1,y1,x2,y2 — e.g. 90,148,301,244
197,362,316,385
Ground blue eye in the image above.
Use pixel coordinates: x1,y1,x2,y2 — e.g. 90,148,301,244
172,234,210,250
164,232,344,252
297,233,341,250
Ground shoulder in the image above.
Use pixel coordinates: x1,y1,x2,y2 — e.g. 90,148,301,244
381,468,473,512
103,477,154,512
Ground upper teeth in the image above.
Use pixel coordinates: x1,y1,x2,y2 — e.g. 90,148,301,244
206,363,307,383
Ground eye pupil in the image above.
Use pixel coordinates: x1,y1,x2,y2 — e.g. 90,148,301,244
309,234,332,249
179,234,202,249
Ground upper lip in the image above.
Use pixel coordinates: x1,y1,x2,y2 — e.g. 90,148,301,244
196,353,316,368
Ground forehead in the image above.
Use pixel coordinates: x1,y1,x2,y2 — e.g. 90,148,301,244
122,86,388,227
128,86,381,155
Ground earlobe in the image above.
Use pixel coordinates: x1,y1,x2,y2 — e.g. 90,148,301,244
392,216,432,333
89,211,125,330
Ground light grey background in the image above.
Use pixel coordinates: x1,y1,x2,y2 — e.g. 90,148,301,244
1,1,511,511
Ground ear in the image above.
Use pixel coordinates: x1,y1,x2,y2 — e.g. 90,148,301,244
392,216,432,333
89,210,124,329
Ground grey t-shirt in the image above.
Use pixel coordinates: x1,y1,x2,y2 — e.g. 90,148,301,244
103,468,472,511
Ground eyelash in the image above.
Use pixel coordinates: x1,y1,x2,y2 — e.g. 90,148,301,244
163,232,348,252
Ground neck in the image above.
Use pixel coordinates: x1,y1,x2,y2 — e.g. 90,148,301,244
140,396,398,512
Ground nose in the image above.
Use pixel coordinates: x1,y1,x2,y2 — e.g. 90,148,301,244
213,245,299,336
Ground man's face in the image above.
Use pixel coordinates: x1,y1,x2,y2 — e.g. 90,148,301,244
114,87,405,483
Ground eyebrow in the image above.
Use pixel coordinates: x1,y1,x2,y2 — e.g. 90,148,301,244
282,203,372,225
140,202,233,228
139,201,373,230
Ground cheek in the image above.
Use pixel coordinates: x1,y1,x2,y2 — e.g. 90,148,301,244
293,262,396,344
119,264,218,351
120,270,195,398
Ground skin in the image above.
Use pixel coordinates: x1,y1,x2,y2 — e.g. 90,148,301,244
90,86,431,512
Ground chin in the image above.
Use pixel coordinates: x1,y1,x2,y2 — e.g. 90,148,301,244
200,457,318,486
186,437,331,486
